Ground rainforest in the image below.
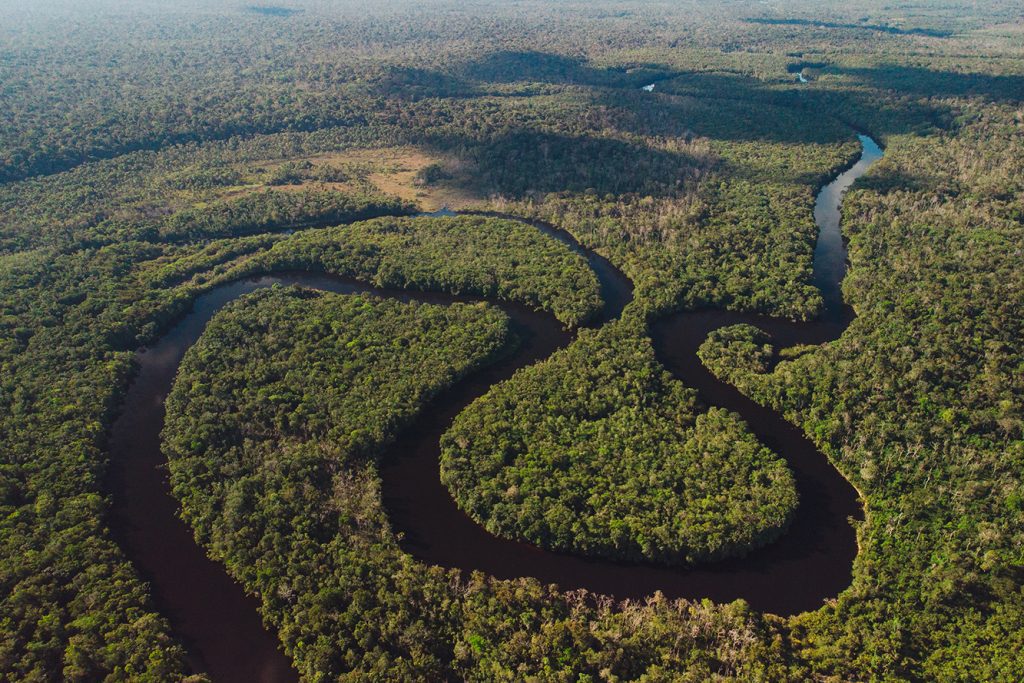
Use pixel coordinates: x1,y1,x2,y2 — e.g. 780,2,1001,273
1,1,1022,681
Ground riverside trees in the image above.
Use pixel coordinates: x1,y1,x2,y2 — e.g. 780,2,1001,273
2,1,1024,679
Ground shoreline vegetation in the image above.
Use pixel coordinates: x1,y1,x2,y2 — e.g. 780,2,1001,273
117,131,872,675
2,1,1022,680
440,318,800,565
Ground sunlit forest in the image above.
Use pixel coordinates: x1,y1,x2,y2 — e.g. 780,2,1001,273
1,0,1022,681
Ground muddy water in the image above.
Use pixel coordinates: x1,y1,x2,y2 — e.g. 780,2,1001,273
107,136,881,680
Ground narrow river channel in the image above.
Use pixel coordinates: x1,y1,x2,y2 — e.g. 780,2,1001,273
107,135,882,681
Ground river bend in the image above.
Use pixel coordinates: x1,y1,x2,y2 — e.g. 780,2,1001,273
107,135,882,681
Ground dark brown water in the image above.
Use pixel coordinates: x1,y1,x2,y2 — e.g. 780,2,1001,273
106,273,572,683
384,136,882,613
106,136,881,681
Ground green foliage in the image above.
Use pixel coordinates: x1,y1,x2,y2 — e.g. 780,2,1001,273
230,214,603,327
160,287,798,680
698,324,775,386
0,242,210,680
413,162,452,186
700,110,1024,679
2,1,1024,680
164,286,512,537
160,187,414,241
442,320,796,564
162,287,511,679
0,198,597,680
503,114,856,320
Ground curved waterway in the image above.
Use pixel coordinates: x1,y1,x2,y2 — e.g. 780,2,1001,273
107,136,881,681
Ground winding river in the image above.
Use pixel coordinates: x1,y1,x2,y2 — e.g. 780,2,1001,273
107,135,882,681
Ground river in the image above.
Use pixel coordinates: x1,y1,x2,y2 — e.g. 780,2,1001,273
106,135,882,681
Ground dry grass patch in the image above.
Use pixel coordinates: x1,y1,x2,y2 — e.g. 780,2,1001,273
250,147,484,211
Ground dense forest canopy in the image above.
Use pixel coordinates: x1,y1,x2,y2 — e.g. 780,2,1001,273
1,0,1022,680
441,318,799,565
